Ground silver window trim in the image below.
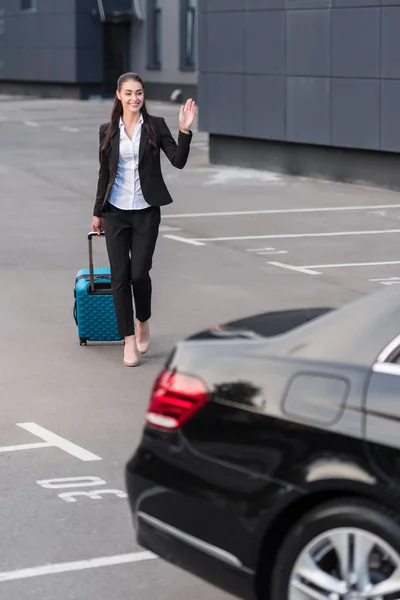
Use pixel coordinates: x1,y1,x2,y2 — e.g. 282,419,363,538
372,362,400,377
376,334,400,363
138,511,254,574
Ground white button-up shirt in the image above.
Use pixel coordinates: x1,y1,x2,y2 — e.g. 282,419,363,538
108,115,151,211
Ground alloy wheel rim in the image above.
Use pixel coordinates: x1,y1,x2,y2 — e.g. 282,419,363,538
289,527,400,600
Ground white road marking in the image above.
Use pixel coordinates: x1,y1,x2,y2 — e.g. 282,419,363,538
16,423,102,462
0,552,157,582
162,203,400,219
159,225,181,232
61,126,79,132
37,476,106,489
369,277,400,286
369,276,400,281
369,210,388,217
24,120,39,127
246,247,276,252
194,229,400,242
269,260,400,274
268,262,321,275
301,260,400,269
163,234,205,246
36,475,126,503
202,168,282,185
58,489,127,503
0,442,51,452
246,247,288,255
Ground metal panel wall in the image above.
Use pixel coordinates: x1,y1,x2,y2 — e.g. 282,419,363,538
198,0,400,153
0,0,77,82
130,0,197,90
0,0,129,86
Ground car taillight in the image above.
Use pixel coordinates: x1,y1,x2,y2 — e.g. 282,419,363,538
146,369,209,431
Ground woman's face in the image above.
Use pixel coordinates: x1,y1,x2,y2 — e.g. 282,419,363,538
117,79,144,115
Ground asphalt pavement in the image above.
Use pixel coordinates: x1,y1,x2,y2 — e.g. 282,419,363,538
1,96,400,600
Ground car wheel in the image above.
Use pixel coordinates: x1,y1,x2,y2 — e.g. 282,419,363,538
270,498,400,600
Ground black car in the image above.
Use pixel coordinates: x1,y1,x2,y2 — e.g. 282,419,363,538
126,285,400,600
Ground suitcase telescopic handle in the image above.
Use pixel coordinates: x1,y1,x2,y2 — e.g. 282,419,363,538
88,230,105,292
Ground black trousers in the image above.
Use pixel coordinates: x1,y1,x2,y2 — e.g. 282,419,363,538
103,202,161,337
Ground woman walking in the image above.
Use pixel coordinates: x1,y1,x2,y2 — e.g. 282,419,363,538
92,72,196,367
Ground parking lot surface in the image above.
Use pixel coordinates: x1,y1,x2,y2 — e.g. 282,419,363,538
1,96,400,599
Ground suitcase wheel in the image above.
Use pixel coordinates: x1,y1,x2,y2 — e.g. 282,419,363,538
79,338,88,346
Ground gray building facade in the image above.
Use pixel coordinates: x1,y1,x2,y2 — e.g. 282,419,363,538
198,0,400,189
131,0,197,100
0,0,197,100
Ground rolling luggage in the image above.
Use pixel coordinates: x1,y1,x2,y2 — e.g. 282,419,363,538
73,232,122,345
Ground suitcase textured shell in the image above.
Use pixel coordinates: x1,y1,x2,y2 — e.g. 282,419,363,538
74,268,121,342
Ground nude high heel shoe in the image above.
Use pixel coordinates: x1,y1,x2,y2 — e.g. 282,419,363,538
123,336,140,367
136,320,150,355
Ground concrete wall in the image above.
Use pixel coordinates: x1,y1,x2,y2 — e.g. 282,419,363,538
198,0,400,155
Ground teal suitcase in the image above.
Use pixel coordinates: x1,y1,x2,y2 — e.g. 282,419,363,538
73,232,122,345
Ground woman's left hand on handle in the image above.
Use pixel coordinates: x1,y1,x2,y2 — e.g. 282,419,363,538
179,99,196,132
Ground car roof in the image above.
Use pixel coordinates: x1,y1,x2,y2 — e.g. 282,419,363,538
273,284,400,366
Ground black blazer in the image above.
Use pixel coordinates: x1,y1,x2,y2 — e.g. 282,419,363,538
93,116,192,217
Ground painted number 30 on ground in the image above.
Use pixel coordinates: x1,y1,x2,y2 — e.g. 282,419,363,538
36,476,127,503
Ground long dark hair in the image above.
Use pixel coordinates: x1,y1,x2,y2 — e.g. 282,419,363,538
100,72,157,154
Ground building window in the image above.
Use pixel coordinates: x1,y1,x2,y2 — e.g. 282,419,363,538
21,0,37,10
148,0,162,69
180,0,196,70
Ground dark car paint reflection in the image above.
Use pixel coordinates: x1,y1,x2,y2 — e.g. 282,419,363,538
126,289,400,600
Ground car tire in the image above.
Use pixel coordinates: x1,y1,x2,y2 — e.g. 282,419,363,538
270,498,400,600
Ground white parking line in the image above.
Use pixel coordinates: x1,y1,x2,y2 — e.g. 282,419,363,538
258,250,288,255
0,551,157,582
163,234,205,246
193,229,400,243
246,247,288,255
162,203,400,219
0,442,51,452
268,262,321,275
15,423,102,461
159,225,181,232
23,121,39,127
299,260,400,270
246,247,276,252
370,277,400,285
268,259,400,274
